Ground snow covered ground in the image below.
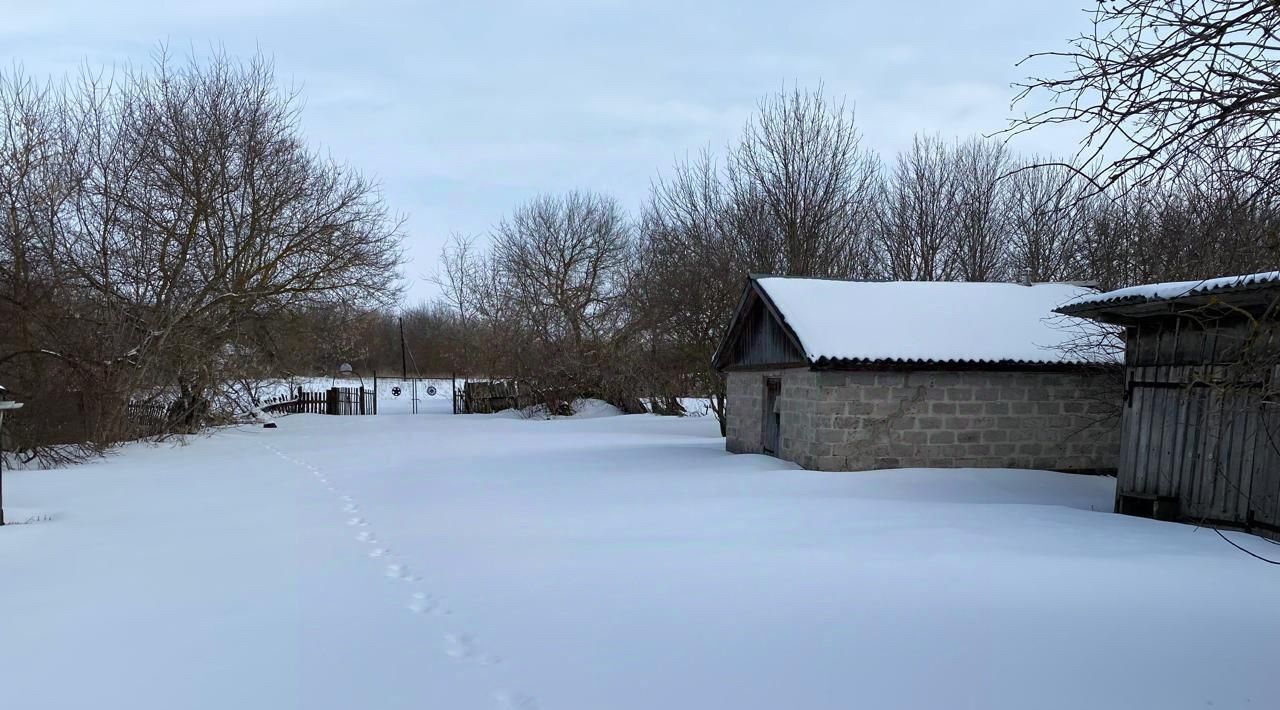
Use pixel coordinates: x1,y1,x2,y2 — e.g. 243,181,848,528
2,402,1277,710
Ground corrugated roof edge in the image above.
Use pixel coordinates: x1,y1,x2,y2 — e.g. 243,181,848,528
810,356,1119,368
749,273,1102,289
1059,270,1280,314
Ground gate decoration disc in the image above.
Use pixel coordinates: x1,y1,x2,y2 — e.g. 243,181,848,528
426,385,438,397
391,386,402,397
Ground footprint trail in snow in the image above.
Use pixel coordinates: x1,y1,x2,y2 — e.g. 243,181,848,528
259,439,539,710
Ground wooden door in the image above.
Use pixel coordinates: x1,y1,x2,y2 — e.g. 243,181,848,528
763,377,781,456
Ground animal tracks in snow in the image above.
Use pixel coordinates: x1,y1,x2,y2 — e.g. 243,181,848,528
444,633,501,666
261,441,539,710
385,563,413,580
407,591,450,616
443,632,476,659
494,691,540,710
407,591,434,614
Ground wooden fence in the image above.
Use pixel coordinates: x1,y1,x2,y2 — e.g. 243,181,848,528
456,380,527,414
454,380,575,415
124,401,169,436
262,387,376,416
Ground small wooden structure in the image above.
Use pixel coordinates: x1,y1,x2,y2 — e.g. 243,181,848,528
1058,271,1280,537
455,380,536,414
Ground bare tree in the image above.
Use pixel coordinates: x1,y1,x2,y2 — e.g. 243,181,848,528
487,191,634,409
727,86,881,278
949,137,1012,281
430,232,481,375
89,51,404,429
0,50,405,457
878,134,954,280
1004,161,1094,283
634,151,741,428
492,192,630,347
1011,0,1280,194
432,233,480,324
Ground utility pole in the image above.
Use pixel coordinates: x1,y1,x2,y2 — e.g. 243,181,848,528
0,385,24,527
399,316,408,380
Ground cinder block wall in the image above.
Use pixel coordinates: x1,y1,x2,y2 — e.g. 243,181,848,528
726,369,1121,473
725,368,820,468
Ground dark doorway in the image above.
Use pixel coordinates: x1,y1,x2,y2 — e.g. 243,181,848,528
763,377,781,455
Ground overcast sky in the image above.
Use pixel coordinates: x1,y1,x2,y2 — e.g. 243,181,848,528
1,0,1092,303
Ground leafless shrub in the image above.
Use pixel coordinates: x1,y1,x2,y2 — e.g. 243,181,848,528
0,50,403,461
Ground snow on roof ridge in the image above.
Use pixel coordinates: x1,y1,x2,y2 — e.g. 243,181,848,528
751,273,1098,289
1062,270,1280,310
753,277,1115,366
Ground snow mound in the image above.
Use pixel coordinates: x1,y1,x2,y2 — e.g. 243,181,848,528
495,398,624,420
567,398,623,419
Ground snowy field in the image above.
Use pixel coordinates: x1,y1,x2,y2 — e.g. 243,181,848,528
2,401,1278,710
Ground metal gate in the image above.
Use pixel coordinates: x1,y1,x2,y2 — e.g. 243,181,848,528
372,376,446,415
327,386,375,415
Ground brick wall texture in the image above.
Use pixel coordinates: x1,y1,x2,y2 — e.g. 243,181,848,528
725,368,1120,472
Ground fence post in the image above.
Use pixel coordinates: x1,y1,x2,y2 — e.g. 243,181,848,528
326,387,338,416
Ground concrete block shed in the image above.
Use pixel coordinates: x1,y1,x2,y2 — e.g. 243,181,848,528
712,275,1122,473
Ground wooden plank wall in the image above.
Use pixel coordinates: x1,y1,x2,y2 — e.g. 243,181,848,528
1121,318,1280,532
458,380,545,414
725,297,806,368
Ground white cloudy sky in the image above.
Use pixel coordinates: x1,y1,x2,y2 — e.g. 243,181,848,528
1,0,1091,302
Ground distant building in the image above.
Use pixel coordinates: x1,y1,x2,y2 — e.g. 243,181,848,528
712,275,1121,472
1058,271,1280,536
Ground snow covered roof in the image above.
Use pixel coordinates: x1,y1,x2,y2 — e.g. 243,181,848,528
1059,271,1280,313
718,276,1112,367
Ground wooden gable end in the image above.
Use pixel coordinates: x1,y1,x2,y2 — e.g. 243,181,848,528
715,288,808,370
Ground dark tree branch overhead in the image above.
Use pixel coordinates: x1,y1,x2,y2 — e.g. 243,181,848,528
1010,0,1280,195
